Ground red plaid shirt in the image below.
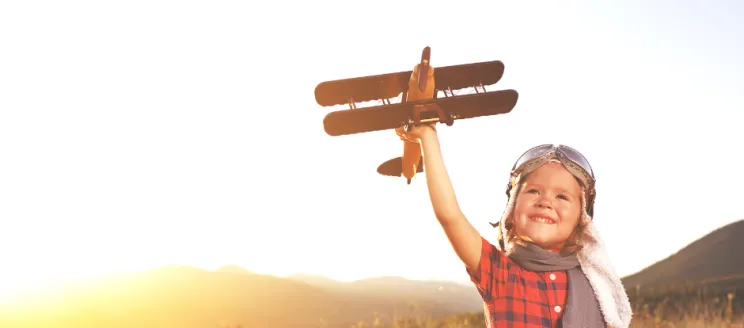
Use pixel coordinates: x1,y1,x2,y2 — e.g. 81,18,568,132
466,237,570,328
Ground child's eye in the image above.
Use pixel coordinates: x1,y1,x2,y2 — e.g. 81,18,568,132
557,194,569,200
526,189,539,194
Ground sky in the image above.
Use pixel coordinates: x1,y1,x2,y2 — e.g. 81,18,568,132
1,0,743,301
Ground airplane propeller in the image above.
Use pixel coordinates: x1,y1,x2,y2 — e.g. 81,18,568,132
418,46,431,92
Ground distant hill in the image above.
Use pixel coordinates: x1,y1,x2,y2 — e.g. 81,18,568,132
0,266,483,328
1,266,346,328
215,264,255,275
287,274,482,319
286,273,342,289
621,219,744,297
289,274,477,298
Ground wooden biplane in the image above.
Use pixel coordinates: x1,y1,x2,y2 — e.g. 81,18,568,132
315,46,519,184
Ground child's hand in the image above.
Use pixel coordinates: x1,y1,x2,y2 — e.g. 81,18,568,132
395,124,437,144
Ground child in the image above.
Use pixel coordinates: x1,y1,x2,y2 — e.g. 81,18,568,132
396,124,633,328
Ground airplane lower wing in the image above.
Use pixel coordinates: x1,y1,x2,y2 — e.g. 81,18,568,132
322,89,518,136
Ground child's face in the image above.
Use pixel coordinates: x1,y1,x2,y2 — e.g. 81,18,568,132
511,161,583,251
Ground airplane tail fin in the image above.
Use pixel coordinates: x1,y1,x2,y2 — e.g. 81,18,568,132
377,156,424,184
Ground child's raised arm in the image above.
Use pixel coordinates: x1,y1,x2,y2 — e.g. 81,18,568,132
401,126,482,271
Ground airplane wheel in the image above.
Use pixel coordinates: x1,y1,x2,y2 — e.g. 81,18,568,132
444,113,455,126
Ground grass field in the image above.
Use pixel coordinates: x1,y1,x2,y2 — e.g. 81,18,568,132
624,275,744,328
341,277,744,328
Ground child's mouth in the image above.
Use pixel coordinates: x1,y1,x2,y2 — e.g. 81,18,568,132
529,216,556,224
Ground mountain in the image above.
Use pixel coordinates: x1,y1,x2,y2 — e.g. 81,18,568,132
289,274,476,297
0,266,483,328
1,266,348,328
215,264,255,275
621,219,744,296
7,219,743,328
287,274,482,317
286,273,342,289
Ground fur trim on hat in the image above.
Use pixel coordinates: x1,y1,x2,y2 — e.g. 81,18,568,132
494,173,633,328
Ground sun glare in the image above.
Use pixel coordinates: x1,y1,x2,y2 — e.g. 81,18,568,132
0,268,114,305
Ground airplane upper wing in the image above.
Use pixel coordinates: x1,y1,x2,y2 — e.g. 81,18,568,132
314,71,410,107
434,60,504,92
314,60,505,108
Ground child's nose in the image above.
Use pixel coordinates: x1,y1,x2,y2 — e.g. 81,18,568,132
535,198,553,209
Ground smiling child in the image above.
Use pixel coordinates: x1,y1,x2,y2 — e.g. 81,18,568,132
397,125,633,328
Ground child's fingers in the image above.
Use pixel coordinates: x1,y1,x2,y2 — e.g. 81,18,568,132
395,126,421,143
395,127,408,138
397,133,414,143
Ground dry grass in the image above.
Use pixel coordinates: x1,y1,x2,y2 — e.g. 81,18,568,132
345,288,743,328
626,288,743,328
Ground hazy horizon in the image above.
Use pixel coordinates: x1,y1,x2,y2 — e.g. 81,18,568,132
2,0,743,303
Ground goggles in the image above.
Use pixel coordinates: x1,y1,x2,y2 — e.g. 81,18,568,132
506,144,597,217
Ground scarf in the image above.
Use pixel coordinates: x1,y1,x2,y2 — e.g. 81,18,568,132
510,241,605,328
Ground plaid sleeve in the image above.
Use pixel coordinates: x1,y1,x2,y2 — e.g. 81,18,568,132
465,236,506,301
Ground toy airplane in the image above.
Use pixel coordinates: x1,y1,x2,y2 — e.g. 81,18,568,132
315,46,519,184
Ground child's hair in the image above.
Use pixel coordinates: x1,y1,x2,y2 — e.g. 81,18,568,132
495,159,598,254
